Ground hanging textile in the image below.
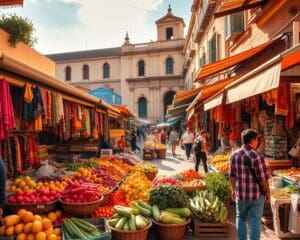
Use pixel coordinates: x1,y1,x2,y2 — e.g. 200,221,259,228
23,83,34,121
99,113,103,136
56,93,64,123
0,80,16,140
214,106,223,123
51,93,57,126
224,105,234,126
32,87,45,131
275,83,289,116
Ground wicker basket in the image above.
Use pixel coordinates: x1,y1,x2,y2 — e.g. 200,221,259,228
183,184,206,193
6,200,57,214
110,219,152,240
152,218,191,240
59,197,103,217
156,149,166,159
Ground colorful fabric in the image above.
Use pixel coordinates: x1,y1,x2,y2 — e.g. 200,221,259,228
0,80,16,140
229,145,269,201
56,93,64,123
275,83,289,116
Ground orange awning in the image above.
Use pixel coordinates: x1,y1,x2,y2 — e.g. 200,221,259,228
112,105,133,117
214,0,267,18
195,40,274,82
187,75,240,111
173,88,200,107
281,50,300,71
0,0,23,6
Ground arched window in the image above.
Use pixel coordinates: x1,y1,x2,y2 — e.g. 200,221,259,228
83,64,89,80
138,97,147,118
138,60,145,76
166,57,174,74
65,66,71,81
103,63,110,78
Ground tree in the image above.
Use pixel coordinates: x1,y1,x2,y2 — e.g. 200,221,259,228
0,13,37,47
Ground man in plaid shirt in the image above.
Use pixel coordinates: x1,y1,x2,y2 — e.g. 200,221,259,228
229,129,270,240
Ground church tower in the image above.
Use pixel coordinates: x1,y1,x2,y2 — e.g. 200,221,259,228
155,5,185,41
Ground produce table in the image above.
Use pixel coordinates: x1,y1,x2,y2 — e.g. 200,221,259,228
266,158,294,174
270,196,300,238
208,164,228,176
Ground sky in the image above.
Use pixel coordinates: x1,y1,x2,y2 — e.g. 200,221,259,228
2,0,193,54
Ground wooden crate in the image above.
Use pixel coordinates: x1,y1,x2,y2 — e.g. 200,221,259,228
194,221,229,237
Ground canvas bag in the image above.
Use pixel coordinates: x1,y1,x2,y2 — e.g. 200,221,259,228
289,138,300,157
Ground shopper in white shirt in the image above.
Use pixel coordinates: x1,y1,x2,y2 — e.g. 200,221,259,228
181,128,194,160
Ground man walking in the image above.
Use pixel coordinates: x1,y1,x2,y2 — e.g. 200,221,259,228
181,128,194,161
194,130,208,173
229,129,270,240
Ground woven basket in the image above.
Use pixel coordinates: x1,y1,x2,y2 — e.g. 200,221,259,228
152,218,191,240
183,185,206,193
110,219,152,240
59,197,103,217
6,201,57,214
156,149,166,159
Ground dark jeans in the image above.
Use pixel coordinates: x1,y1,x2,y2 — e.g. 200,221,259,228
195,151,208,172
131,142,140,151
184,143,192,159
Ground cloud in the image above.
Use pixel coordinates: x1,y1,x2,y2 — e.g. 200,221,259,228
3,0,190,54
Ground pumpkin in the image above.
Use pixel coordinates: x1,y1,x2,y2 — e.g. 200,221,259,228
4,214,20,227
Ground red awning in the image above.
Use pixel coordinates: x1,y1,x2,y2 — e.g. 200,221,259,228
173,88,200,103
0,0,23,6
215,0,268,18
281,50,300,71
195,40,274,82
112,105,133,117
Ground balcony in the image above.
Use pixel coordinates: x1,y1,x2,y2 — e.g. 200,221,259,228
188,43,196,59
195,0,217,43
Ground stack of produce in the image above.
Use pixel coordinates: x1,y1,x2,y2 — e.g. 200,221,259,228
6,176,39,192
36,180,66,192
152,206,191,224
119,171,152,203
95,156,133,175
209,153,230,172
63,218,102,239
60,181,102,203
134,163,158,180
7,189,60,204
181,179,205,190
92,190,128,218
108,201,152,230
67,159,99,172
143,141,155,149
273,167,300,183
155,143,166,150
179,169,201,181
93,165,123,183
0,209,62,240
152,176,182,187
271,188,291,200
189,190,228,223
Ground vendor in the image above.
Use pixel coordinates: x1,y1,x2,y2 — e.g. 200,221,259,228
117,136,126,151
0,157,6,223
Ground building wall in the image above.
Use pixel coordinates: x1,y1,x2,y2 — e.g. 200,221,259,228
157,22,185,41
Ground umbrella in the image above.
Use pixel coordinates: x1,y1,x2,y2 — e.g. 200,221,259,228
156,122,170,129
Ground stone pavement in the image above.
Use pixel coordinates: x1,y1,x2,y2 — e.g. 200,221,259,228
142,146,284,240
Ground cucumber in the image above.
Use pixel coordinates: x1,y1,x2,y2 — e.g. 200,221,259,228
111,213,122,219
159,213,185,224
115,216,128,230
108,218,119,227
114,206,134,217
63,221,75,238
71,218,98,231
164,208,191,218
71,218,97,232
137,200,152,211
131,201,152,217
152,205,160,221
128,214,137,230
68,219,87,239
135,215,148,230
161,211,180,218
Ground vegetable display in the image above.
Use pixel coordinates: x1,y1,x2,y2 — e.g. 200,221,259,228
149,185,189,210
152,206,191,224
204,172,231,204
7,189,60,204
63,218,101,239
152,176,182,187
189,190,228,223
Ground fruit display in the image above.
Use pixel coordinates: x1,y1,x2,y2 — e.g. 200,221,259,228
108,203,152,230
155,143,166,150
144,141,155,149
7,189,60,204
152,206,191,224
210,153,230,164
119,171,152,204
0,209,62,240
189,190,228,223
60,181,102,203
149,185,189,210
213,161,229,173
179,169,201,181
270,188,291,200
182,179,205,190
204,172,231,205
6,176,38,192
273,167,300,183
63,218,102,239
152,176,182,187
67,159,99,172
95,156,133,175
133,163,158,175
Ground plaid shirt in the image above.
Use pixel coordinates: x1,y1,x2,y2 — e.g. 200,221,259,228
229,145,269,201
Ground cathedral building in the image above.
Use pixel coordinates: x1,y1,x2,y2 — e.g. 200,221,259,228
48,6,185,123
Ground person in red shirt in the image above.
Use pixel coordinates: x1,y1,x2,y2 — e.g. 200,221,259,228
117,136,126,151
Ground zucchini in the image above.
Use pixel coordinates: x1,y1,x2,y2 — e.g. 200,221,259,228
114,206,134,218
111,213,122,219
71,218,98,231
131,201,152,217
152,205,160,221
68,219,87,239
135,215,148,230
123,221,129,231
128,214,137,230
137,200,152,211
115,216,128,230
161,211,180,218
64,221,75,238
164,208,191,218
71,218,97,232
159,213,185,224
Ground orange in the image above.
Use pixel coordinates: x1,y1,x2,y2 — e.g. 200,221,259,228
5,226,15,236
23,223,32,234
36,231,47,240
31,221,42,233
15,223,24,234
47,213,57,223
26,233,35,240
22,212,34,223
42,219,52,230
33,215,42,222
46,233,57,240
53,228,61,236
44,227,53,236
24,176,31,183
0,226,6,235
16,233,27,240
54,210,62,218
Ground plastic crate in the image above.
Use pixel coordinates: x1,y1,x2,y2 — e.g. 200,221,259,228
62,218,111,240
